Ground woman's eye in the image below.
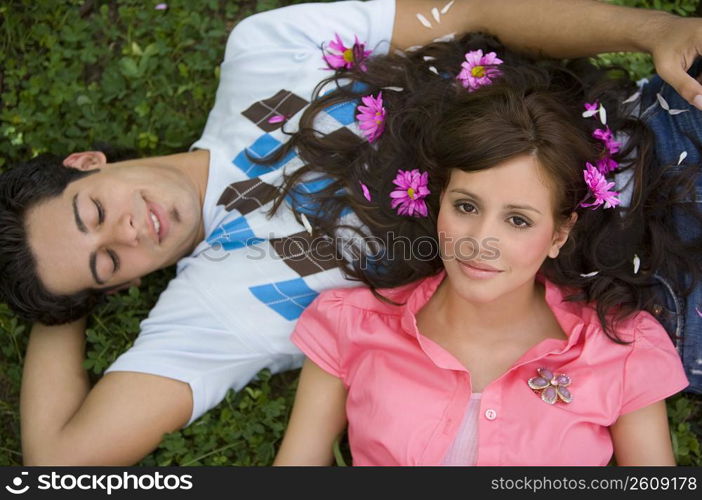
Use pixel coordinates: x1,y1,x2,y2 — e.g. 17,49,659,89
509,216,532,229
455,202,477,214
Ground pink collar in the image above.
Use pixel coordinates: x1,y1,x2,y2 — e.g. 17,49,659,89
398,270,591,372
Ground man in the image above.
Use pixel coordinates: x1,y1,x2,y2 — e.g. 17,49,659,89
3,0,702,465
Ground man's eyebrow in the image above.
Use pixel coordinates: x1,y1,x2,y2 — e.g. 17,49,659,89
449,189,542,215
72,194,88,233
89,252,106,286
76,194,104,285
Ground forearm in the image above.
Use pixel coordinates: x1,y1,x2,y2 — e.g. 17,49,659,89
274,359,348,465
393,0,673,57
20,319,91,463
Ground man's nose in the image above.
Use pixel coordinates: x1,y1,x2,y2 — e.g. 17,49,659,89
109,212,139,247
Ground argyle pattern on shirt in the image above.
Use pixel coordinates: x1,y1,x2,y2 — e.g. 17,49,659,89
205,88,362,320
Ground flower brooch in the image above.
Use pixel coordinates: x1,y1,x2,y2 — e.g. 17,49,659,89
527,368,573,405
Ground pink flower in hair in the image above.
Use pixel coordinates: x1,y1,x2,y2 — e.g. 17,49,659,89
595,156,618,175
390,169,430,217
323,33,372,71
359,182,372,202
583,101,599,114
580,163,621,209
356,92,386,143
593,127,621,155
457,49,503,91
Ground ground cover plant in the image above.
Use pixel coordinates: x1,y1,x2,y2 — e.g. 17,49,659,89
1,0,700,466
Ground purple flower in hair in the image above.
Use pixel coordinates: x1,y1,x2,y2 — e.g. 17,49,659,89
323,33,372,71
595,156,618,175
390,169,430,217
356,92,386,143
359,182,372,201
580,162,621,209
593,126,621,155
456,49,503,91
582,101,599,118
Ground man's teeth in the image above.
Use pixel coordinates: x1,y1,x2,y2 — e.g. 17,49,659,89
150,211,161,235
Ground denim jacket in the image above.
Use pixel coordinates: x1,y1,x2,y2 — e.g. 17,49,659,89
639,68,702,394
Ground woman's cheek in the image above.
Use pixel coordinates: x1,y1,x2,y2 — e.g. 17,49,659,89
502,229,554,271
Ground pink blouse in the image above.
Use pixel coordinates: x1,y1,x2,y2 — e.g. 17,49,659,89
291,271,688,466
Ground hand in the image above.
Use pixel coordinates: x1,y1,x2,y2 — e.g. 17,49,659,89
649,15,702,110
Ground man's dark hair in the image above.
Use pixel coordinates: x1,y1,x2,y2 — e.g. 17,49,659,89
0,153,122,325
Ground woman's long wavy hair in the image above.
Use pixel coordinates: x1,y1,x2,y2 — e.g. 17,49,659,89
262,33,702,343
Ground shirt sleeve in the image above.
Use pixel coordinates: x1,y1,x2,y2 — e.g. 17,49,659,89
290,290,347,381
619,312,689,415
223,0,396,60
105,265,301,427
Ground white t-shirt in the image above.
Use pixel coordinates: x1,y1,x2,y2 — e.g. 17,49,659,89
106,0,396,425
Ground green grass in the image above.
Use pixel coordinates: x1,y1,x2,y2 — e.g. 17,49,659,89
1,0,700,466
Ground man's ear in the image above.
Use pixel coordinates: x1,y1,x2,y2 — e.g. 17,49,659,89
63,151,107,171
105,278,142,295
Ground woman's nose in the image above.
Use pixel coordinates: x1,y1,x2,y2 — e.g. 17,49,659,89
460,218,499,258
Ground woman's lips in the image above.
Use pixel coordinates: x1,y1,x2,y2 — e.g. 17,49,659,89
458,260,503,279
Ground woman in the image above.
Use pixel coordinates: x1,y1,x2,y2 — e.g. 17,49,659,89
270,34,701,465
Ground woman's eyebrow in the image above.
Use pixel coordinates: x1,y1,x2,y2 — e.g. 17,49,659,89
449,189,542,215
504,204,542,215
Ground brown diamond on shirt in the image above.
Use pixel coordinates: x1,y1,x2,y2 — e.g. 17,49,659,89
217,178,280,215
270,230,341,277
242,90,309,132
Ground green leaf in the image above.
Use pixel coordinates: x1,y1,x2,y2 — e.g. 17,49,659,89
131,42,143,56
119,57,139,78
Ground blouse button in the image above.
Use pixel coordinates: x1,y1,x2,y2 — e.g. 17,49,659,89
484,408,497,421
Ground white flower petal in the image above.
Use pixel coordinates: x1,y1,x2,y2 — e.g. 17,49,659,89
300,213,313,235
441,0,455,15
383,86,404,92
668,108,690,115
678,151,688,165
581,109,598,118
422,55,436,61
677,151,689,165
432,32,456,43
622,91,641,104
416,12,432,29
656,92,670,111
633,254,641,274
428,65,439,75
393,49,408,57
599,104,607,125
432,7,441,23
406,44,423,52
580,271,599,278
